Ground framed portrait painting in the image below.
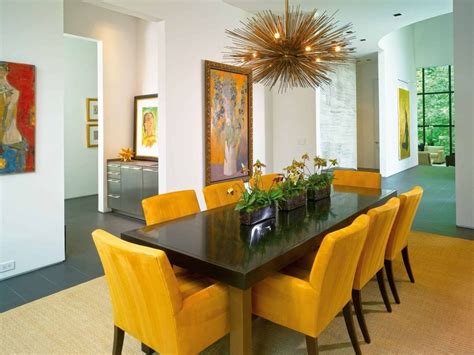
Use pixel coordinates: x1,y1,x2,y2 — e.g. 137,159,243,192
398,87,410,160
0,61,36,175
86,98,98,122
86,124,98,148
205,60,253,185
134,94,158,161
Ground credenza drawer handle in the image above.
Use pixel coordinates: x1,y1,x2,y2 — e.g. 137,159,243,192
108,194,120,199
108,179,120,183
143,168,158,172
107,164,120,168
108,171,120,175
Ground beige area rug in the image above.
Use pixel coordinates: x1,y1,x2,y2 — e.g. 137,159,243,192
1,231,473,354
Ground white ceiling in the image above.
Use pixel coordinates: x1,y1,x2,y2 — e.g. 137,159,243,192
223,0,452,57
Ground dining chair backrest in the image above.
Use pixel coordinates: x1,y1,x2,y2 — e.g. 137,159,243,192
333,170,382,189
142,190,200,226
309,214,370,331
353,197,400,289
385,186,423,260
92,229,182,353
249,173,280,191
203,180,244,210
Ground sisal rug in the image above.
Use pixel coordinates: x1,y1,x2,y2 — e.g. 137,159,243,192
1,231,473,354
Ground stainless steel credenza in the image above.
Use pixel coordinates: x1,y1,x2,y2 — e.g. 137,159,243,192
107,159,158,219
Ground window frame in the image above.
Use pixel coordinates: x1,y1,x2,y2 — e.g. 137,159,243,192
417,65,455,155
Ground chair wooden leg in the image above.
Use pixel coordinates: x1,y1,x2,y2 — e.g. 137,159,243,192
305,336,319,355
385,259,400,304
342,301,361,355
402,246,415,283
352,290,371,344
113,326,124,355
376,268,392,313
141,343,154,354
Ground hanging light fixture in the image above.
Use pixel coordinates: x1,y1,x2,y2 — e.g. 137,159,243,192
225,0,355,92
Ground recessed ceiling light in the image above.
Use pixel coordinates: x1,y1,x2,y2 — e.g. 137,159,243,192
360,38,366,42
393,13,402,17
346,31,354,34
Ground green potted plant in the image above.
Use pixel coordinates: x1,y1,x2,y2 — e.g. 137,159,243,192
279,159,307,211
229,160,283,225
302,154,338,201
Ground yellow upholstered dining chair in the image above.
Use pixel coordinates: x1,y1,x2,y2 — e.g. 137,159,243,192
352,197,400,344
333,170,382,189
203,180,244,210
142,190,200,226
252,215,370,355
92,229,230,355
385,186,423,304
249,173,280,191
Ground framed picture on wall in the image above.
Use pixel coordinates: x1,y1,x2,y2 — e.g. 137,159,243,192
134,94,158,161
87,98,98,122
205,60,253,185
398,87,411,160
0,61,36,175
87,124,99,148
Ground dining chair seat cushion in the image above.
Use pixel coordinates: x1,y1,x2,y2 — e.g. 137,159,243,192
177,273,213,299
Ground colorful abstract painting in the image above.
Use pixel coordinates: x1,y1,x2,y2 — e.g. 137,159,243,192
0,61,36,175
133,94,158,161
398,88,410,160
205,61,253,185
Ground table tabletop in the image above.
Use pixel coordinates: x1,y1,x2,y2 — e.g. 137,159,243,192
121,187,397,289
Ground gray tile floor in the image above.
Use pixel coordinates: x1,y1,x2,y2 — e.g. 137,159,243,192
0,165,472,313
383,166,473,240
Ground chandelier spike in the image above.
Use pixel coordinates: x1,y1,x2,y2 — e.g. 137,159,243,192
225,0,355,92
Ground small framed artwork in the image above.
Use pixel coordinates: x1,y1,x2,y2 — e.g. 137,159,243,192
205,60,253,185
86,124,99,148
134,94,158,161
86,98,98,122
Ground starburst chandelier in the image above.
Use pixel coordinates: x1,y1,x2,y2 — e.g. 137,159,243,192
225,0,355,92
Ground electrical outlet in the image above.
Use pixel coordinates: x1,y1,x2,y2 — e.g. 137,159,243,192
0,260,15,273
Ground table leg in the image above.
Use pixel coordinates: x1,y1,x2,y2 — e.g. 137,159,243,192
229,286,252,355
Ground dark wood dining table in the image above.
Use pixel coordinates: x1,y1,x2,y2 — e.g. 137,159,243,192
121,187,397,355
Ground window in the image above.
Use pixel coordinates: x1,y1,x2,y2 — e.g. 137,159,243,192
417,65,455,155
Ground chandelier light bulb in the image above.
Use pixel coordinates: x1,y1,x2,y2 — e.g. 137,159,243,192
305,46,312,52
315,57,321,63
274,32,281,39
252,52,258,58
335,46,341,52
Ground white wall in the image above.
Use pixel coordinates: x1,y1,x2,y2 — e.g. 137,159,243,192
414,13,453,68
453,0,474,229
64,35,98,199
0,0,65,279
272,88,316,172
378,26,418,177
356,56,379,169
318,63,357,169
135,19,159,95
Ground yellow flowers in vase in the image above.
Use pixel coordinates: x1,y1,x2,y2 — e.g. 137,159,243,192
118,148,134,162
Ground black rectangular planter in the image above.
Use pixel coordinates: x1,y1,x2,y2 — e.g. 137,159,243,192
240,204,276,225
307,186,331,201
279,193,307,211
